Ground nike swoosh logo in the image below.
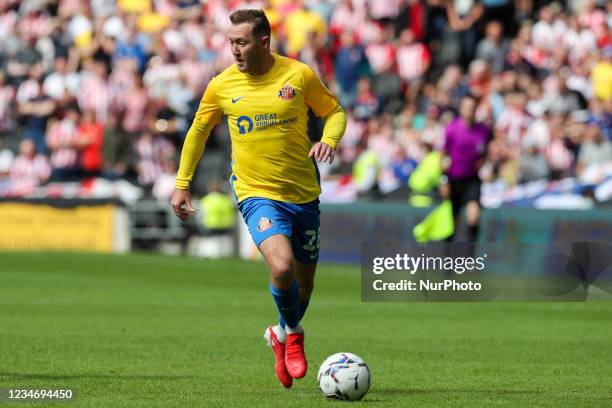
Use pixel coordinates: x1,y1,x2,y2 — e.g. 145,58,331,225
232,96,245,103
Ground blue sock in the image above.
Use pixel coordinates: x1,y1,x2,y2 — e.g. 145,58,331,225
280,298,311,329
269,280,300,329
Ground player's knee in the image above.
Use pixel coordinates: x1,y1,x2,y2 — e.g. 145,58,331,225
269,258,293,282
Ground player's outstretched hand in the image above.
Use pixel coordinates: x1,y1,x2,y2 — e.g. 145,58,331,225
171,188,196,221
309,142,335,164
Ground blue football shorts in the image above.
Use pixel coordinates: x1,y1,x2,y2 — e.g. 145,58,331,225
238,197,320,264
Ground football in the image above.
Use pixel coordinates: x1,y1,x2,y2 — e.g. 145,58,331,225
317,352,371,401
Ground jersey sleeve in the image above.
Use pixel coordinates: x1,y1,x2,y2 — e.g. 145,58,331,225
175,78,223,190
194,77,223,125
303,67,339,118
303,67,346,149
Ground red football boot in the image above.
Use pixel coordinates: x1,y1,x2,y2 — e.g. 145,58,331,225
285,330,307,379
264,325,293,388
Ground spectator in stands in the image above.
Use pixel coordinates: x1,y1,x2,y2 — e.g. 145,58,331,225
0,72,16,134
466,59,491,99
43,56,77,103
17,65,56,155
476,20,510,74
390,145,417,185
114,23,148,73
446,0,483,68
353,77,379,121
550,72,588,114
6,33,43,85
577,125,612,176
0,0,609,206
495,92,532,147
284,1,327,57
396,29,430,101
544,113,574,180
0,138,14,180
122,74,149,135
330,0,366,37
591,46,612,103
334,30,369,108
10,138,51,190
78,110,104,177
482,0,516,37
366,25,402,113
520,142,549,183
589,98,612,142
135,129,175,188
78,60,110,125
152,159,178,202
102,111,132,180
46,104,82,181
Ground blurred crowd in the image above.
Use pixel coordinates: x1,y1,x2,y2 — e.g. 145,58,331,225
0,0,610,204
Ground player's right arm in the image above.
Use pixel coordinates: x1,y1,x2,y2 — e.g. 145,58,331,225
172,77,222,220
302,66,347,164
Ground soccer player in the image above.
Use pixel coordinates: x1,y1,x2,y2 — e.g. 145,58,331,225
170,9,346,388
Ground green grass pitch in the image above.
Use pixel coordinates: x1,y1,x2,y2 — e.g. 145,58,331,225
1,252,611,407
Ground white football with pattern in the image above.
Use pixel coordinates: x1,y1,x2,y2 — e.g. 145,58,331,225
317,352,370,401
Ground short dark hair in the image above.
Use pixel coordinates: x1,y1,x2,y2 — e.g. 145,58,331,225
229,9,271,39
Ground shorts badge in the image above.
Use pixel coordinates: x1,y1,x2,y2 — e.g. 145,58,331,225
257,217,273,232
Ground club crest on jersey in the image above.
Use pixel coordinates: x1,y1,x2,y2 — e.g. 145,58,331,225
278,85,296,100
257,217,273,232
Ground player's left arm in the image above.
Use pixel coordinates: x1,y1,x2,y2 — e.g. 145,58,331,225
303,67,347,164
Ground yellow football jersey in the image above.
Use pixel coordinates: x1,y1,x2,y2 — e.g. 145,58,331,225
176,54,346,204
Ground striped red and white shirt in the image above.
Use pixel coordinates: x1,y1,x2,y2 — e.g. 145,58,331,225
46,119,79,169
367,0,400,20
396,43,430,81
0,9,17,38
365,42,396,74
545,139,574,171
108,67,135,112
330,4,367,35
11,154,51,184
17,12,51,39
135,135,176,185
180,59,215,94
78,72,109,124
579,10,606,32
521,45,547,69
58,0,82,16
355,19,382,45
122,88,149,133
16,79,41,103
495,107,532,147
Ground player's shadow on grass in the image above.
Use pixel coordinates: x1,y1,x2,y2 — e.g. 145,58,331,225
0,372,196,381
